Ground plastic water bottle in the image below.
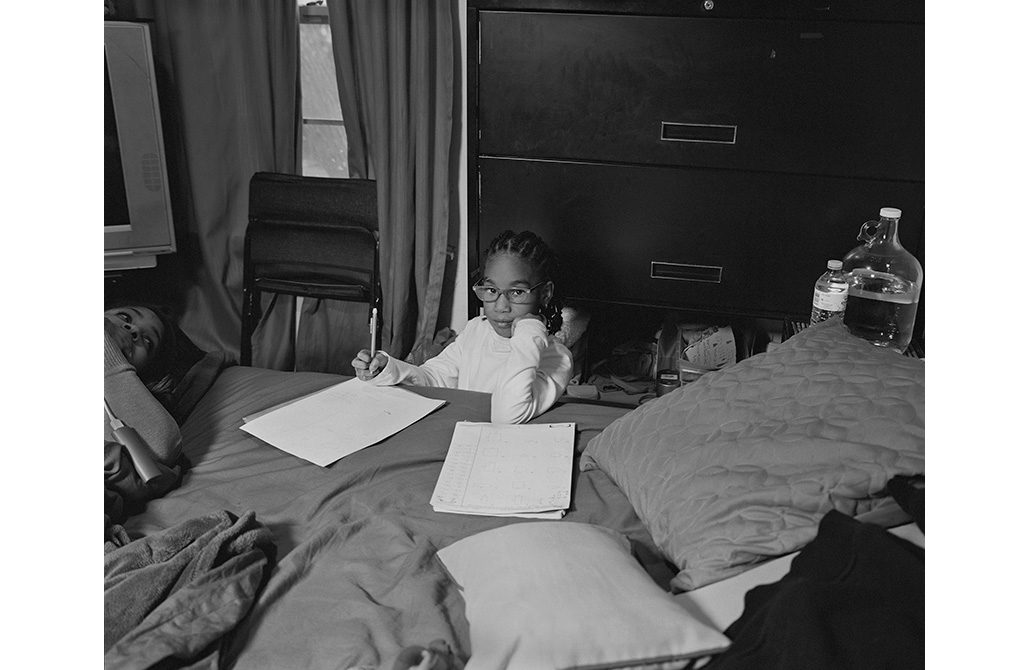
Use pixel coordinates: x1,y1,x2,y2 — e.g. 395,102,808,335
810,260,849,325
841,207,923,353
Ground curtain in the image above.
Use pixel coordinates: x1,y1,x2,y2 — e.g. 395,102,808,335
145,0,300,358
328,0,460,361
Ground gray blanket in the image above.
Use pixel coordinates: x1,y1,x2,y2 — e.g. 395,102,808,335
104,510,276,670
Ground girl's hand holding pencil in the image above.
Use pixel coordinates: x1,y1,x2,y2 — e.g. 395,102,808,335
355,307,381,381
353,349,387,380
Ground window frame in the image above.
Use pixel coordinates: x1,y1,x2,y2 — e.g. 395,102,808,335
298,2,349,177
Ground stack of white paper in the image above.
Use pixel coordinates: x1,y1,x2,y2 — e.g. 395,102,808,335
240,378,446,467
431,421,575,519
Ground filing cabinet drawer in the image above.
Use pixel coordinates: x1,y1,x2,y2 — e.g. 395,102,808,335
476,157,925,320
478,11,923,181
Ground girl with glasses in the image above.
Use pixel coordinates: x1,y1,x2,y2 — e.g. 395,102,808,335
352,230,573,423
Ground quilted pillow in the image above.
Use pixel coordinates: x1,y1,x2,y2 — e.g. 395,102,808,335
437,522,729,670
581,319,925,591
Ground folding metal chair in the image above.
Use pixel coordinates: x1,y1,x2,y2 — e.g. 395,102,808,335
241,172,380,367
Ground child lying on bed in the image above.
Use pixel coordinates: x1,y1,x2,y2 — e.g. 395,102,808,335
352,230,573,424
104,303,184,523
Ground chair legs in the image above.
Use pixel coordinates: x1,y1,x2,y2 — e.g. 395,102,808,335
240,287,259,366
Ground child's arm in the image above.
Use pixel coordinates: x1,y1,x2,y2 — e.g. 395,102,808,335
104,322,181,465
491,318,573,424
369,330,465,389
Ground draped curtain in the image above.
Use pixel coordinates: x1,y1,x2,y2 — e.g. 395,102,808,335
327,0,459,361
143,0,300,359
116,0,458,367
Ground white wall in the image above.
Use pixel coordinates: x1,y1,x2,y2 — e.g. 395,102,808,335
447,0,470,333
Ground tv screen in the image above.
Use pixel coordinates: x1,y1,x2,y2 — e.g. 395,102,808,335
105,61,131,229
104,21,176,270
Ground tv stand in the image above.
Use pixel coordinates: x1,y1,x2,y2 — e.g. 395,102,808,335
105,253,158,271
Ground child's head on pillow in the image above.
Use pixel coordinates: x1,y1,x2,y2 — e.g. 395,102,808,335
104,302,180,382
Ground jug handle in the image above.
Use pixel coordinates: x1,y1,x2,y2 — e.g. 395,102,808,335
857,219,880,243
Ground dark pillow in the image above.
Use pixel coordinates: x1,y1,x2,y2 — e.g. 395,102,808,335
148,326,233,425
165,350,233,425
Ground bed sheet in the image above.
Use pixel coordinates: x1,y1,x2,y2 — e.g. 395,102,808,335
122,366,654,670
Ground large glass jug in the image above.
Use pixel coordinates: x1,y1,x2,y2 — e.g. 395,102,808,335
841,207,923,353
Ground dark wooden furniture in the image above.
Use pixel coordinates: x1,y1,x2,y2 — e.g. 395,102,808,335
241,172,380,366
466,0,924,342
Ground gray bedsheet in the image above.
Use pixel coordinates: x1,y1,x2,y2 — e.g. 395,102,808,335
123,366,652,670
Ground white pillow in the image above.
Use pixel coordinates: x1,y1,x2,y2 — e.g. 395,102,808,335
437,522,729,670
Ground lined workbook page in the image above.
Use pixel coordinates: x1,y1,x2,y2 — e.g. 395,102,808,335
431,421,575,515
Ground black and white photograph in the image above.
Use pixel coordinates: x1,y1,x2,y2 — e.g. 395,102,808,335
10,0,1016,667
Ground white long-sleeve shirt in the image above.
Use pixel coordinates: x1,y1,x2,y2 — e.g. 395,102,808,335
370,316,573,423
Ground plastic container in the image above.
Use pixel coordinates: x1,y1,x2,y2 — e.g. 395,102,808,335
810,259,849,325
678,360,716,385
841,207,924,353
656,369,680,396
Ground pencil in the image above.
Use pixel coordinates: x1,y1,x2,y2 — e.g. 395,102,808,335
369,307,378,365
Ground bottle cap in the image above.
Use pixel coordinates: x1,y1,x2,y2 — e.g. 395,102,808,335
879,207,902,219
827,259,843,270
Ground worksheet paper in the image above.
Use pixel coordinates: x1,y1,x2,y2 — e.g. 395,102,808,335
431,421,575,518
240,378,446,467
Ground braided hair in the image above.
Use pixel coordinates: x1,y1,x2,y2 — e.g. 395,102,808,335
483,230,564,335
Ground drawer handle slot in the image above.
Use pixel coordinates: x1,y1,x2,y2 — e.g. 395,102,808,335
660,122,737,145
651,261,723,283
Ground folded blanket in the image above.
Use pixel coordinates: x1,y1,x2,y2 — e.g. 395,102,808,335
104,510,277,670
705,510,924,669
887,474,925,532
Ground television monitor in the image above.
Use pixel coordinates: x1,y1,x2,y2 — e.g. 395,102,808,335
104,21,176,271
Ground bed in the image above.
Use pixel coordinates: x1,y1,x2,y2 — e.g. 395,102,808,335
106,319,925,669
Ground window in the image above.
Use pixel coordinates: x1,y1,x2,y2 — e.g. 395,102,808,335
299,1,349,177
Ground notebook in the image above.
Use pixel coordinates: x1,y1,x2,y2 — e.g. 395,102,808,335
431,421,575,519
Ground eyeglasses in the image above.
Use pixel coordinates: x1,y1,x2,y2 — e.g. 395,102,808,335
472,280,548,304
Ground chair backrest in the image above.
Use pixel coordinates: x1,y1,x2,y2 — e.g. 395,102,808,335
241,172,380,366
